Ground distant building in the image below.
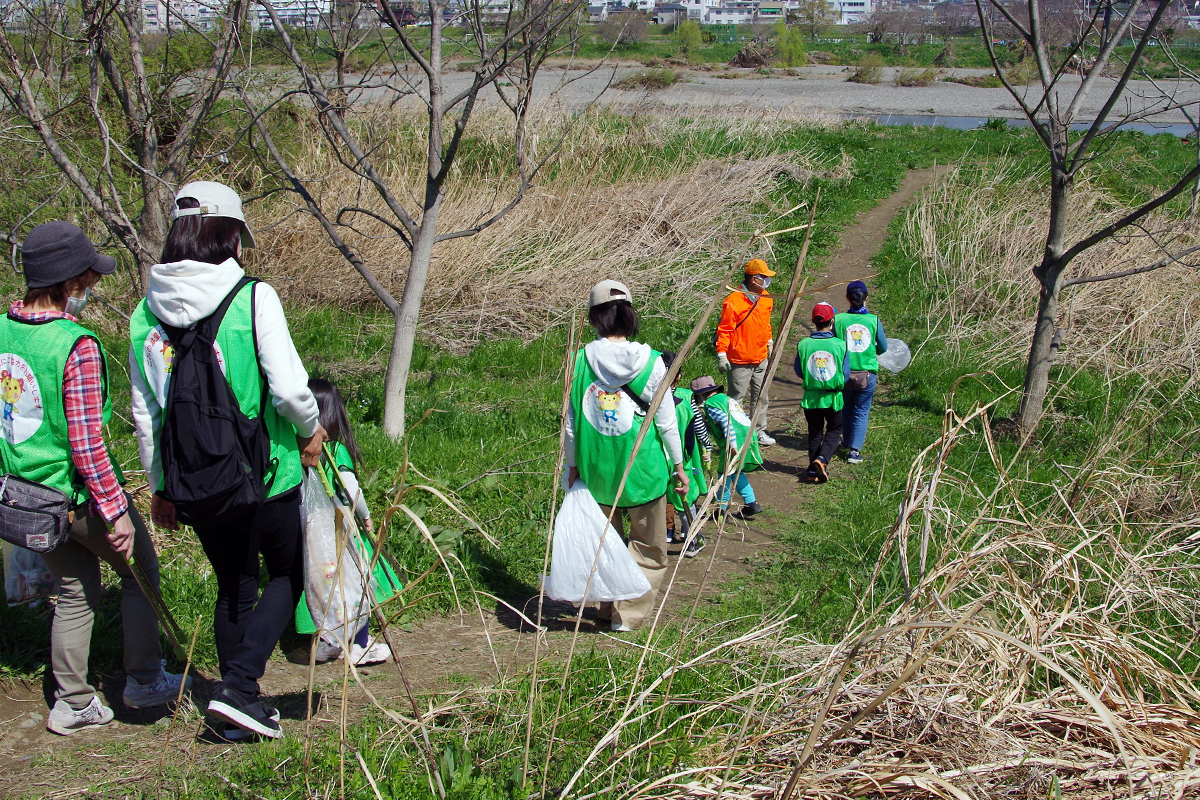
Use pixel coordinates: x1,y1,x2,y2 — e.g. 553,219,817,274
654,1,687,25
588,3,609,20
252,0,329,28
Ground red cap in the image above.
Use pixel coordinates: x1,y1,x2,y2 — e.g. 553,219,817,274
812,302,835,324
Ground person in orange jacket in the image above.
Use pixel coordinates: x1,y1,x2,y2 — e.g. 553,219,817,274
715,259,776,447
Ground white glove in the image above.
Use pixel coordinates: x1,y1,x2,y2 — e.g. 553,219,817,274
767,339,774,358
717,352,731,373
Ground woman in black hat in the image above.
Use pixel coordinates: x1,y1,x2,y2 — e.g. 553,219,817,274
0,222,189,735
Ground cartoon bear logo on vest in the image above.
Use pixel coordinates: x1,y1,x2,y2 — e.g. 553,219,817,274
728,398,753,428
583,382,634,436
143,325,225,403
846,323,871,354
161,340,176,373
0,354,43,445
807,350,838,383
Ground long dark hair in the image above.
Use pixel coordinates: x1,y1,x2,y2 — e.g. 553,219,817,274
161,196,246,264
309,378,361,467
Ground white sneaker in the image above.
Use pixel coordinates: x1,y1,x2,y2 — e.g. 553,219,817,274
757,430,776,446
349,640,391,666
611,621,635,632
123,661,192,709
47,696,114,735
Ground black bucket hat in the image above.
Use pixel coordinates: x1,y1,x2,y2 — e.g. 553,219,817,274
21,221,117,289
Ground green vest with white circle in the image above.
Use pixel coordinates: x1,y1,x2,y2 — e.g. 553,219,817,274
670,387,709,511
833,312,880,373
798,335,846,411
703,392,762,472
129,282,303,500
571,350,669,508
0,313,121,505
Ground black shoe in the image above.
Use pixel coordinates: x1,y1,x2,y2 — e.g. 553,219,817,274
222,704,280,741
683,534,706,558
208,684,283,740
732,501,762,520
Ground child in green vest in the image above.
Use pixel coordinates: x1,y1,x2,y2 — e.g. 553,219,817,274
690,376,763,520
833,280,888,464
795,303,848,484
660,352,711,557
296,379,402,666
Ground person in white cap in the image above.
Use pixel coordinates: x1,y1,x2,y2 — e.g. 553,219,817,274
565,280,688,632
128,181,327,740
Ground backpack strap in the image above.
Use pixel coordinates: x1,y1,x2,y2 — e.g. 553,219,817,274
160,276,256,354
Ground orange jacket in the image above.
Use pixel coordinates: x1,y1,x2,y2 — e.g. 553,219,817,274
716,289,773,365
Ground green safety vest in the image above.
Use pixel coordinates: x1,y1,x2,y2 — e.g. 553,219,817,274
833,312,880,373
571,349,669,508
797,335,846,411
130,281,302,499
669,388,709,512
703,392,762,472
295,440,402,635
0,313,122,505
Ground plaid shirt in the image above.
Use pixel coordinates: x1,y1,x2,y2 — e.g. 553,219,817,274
9,302,127,522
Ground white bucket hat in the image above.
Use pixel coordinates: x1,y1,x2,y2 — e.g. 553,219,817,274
172,181,256,249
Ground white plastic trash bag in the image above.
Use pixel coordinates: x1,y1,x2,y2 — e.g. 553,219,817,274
878,338,912,373
545,478,652,604
3,541,57,606
301,469,370,646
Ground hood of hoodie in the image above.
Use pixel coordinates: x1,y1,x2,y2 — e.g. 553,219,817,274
584,338,652,389
147,257,245,328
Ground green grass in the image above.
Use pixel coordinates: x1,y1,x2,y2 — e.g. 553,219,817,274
5,116,1200,796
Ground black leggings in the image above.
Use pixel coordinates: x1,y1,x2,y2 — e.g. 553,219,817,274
194,487,304,696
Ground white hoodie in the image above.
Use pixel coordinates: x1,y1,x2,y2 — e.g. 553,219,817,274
564,338,683,469
129,257,320,490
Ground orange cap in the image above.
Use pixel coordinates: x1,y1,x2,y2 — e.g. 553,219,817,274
744,258,776,277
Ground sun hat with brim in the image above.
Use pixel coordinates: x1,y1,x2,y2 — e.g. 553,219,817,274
690,376,719,394
744,258,776,277
21,221,117,289
589,279,632,308
172,180,256,249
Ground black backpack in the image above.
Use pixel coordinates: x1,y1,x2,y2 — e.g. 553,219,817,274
158,277,273,526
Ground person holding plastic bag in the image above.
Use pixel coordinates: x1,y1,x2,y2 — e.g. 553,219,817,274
129,182,326,740
0,222,188,735
833,280,888,464
565,281,688,632
295,379,401,667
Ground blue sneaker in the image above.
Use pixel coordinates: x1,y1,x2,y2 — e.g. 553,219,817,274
847,450,864,464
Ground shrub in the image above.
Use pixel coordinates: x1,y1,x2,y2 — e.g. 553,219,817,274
614,68,680,90
597,12,649,45
676,19,702,61
945,73,1005,88
774,21,806,68
1006,57,1038,85
847,53,884,84
894,66,940,87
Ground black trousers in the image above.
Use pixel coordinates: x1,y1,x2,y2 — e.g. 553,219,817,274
194,486,304,697
804,407,843,465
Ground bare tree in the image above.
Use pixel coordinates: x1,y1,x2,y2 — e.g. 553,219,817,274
974,0,1200,434
0,0,248,286
791,0,832,42
253,0,592,439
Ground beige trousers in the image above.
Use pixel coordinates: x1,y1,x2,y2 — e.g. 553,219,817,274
727,359,769,429
598,493,668,630
38,504,161,709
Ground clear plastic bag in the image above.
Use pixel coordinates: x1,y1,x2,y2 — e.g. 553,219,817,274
301,469,370,646
3,541,57,606
878,338,912,373
545,478,652,604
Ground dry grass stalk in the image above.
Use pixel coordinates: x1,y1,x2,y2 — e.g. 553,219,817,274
903,163,1200,381
245,107,845,351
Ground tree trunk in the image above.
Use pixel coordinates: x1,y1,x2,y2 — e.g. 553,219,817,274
1017,275,1061,434
381,205,441,439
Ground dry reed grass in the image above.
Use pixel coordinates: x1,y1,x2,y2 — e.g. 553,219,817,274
246,107,847,351
535,391,1200,799
902,163,1200,380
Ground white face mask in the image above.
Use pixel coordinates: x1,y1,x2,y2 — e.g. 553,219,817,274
64,287,91,317
759,277,772,288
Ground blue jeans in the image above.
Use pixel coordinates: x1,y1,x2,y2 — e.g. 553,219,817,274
841,372,877,452
720,471,756,508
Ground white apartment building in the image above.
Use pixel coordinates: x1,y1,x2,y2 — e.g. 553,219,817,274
142,0,225,31
827,0,868,25
682,0,871,26
252,0,330,29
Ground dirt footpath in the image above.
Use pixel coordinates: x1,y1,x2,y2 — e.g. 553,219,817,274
0,168,944,799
